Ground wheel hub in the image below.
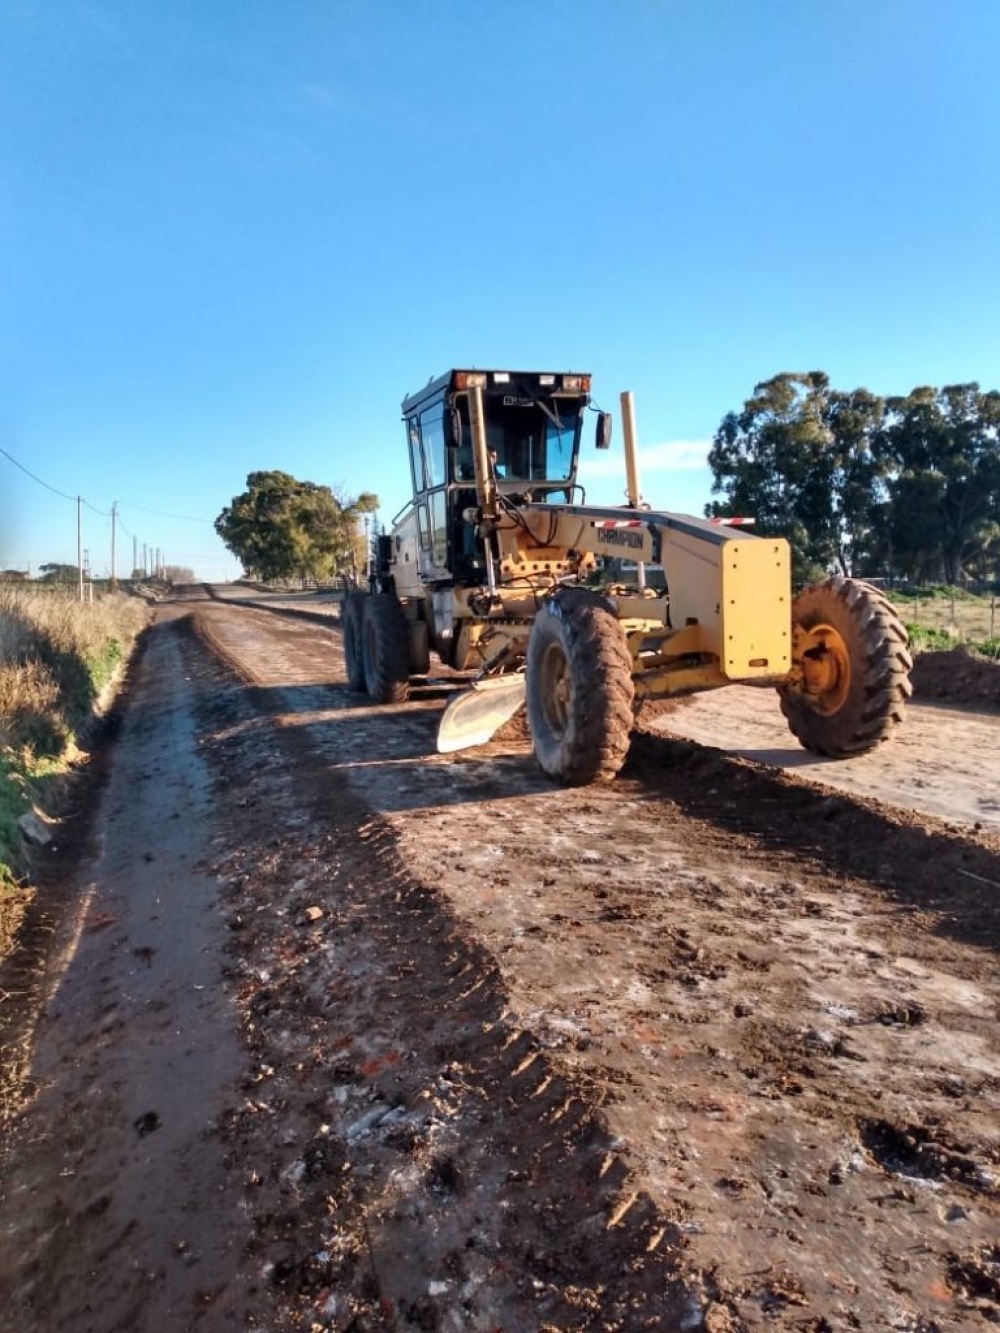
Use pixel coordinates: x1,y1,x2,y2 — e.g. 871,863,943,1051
539,642,571,736
800,623,851,714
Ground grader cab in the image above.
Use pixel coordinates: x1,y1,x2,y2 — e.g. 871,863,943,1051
342,369,912,785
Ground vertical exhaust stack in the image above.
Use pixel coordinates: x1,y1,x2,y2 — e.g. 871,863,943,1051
620,390,646,589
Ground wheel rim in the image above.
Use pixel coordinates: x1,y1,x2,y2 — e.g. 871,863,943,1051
538,640,571,737
800,622,851,715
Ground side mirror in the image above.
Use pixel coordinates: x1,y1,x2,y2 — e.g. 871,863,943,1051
449,407,462,450
595,412,613,450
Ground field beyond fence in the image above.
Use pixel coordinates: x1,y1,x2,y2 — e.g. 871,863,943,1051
893,586,999,658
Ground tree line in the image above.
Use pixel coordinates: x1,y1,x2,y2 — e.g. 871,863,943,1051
10,563,197,584
707,373,1000,587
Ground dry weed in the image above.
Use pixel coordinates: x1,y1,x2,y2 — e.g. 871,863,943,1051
0,587,149,957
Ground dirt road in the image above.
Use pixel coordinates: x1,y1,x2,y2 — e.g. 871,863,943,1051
1,587,998,1332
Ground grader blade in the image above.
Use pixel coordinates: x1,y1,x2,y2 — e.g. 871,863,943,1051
437,676,527,754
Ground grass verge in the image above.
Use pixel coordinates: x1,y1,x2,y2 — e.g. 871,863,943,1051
0,587,148,957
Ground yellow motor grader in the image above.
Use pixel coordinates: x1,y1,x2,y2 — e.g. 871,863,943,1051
342,369,912,784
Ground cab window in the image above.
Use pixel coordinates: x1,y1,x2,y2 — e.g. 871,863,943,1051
482,401,580,482
407,417,425,492
420,404,447,489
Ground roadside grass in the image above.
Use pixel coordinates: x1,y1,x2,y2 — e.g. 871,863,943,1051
0,751,27,954
893,587,1000,659
0,587,148,956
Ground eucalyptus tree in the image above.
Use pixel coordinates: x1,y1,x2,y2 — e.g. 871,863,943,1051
878,384,1000,583
709,374,1000,586
707,371,883,584
215,471,379,583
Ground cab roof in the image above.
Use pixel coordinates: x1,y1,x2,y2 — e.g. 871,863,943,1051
401,369,592,416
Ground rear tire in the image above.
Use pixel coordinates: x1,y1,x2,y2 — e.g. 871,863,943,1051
526,593,634,785
343,593,367,691
362,593,411,703
778,577,912,756
408,619,431,676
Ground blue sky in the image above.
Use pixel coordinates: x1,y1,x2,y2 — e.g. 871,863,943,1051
2,0,997,580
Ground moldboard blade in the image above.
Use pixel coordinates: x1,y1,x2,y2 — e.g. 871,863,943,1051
436,676,527,753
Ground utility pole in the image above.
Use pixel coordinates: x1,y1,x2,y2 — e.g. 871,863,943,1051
143,542,148,577
110,502,118,591
133,535,138,581
77,496,84,603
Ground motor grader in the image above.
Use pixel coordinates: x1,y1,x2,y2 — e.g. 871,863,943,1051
342,369,912,784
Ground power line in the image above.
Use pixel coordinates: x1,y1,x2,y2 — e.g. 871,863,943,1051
0,443,213,523
0,443,231,582
0,443,79,503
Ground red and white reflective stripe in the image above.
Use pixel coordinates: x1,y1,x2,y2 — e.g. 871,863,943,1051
591,520,645,529
708,516,756,526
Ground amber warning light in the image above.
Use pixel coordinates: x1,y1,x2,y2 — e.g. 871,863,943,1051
454,371,487,389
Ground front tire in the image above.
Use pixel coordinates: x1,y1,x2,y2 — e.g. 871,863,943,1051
778,577,912,756
526,593,634,785
342,593,367,691
362,593,411,703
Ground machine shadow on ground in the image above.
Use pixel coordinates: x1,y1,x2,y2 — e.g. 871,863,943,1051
223,671,1000,962
628,730,1000,957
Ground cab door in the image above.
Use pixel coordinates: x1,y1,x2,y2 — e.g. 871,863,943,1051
408,409,450,581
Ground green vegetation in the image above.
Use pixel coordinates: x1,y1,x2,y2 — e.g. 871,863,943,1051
906,624,956,652
215,471,379,583
0,753,24,889
895,586,1000,659
0,587,148,952
708,374,1000,587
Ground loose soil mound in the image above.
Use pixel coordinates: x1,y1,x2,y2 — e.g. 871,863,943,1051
912,646,1000,709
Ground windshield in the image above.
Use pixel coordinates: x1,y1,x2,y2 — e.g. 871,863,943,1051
481,398,581,483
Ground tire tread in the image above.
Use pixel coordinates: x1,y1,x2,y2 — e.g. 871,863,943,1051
527,596,634,785
779,577,912,756
362,594,411,704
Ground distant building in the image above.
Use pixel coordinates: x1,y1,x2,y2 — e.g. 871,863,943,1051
0,570,28,582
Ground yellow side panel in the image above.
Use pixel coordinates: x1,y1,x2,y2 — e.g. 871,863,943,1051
719,538,792,680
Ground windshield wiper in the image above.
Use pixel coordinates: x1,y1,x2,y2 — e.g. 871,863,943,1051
513,379,564,434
